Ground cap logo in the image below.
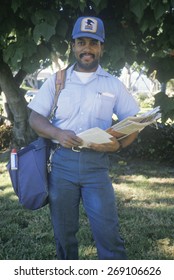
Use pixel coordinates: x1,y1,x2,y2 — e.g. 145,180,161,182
81,18,97,33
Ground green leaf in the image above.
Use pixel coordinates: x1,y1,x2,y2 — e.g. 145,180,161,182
31,10,58,27
64,0,79,8
33,22,56,43
150,57,174,83
12,47,23,63
3,43,16,63
22,40,37,58
50,36,68,56
22,57,40,74
11,0,22,13
154,91,174,122
92,0,102,7
56,19,69,38
130,0,147,20
98,0,108,10
139,11,156,33
109,44,125,64
37,45,50,60
151,0,170,20
79,0,86,12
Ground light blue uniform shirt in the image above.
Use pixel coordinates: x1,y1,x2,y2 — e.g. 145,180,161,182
28,64,139,134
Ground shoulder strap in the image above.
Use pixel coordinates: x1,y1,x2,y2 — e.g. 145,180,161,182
49,69,66,120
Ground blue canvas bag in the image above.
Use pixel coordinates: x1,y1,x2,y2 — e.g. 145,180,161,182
7,69,65,210
7,137,50,210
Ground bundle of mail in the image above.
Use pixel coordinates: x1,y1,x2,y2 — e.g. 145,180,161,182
111,106,161,136
77,106,161,147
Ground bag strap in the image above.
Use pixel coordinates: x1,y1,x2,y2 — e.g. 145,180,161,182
49,69,66,120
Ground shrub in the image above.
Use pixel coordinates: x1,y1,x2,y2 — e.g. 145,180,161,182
119,123,174,163
0,125,12,150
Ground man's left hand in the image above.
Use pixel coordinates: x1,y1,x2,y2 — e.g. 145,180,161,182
87,137,120,152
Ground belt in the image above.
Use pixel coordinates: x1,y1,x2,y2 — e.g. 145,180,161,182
71,146,93,152
50,143,84,153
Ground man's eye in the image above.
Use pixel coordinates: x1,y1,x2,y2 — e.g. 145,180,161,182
91,41,100,46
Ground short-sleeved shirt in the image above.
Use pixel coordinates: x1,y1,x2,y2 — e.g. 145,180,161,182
28,64,139,134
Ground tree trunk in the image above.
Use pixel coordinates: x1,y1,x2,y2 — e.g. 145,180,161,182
1,91,13,125
0,60,35,147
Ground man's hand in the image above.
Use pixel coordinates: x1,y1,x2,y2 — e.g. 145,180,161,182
87,137,121,152
106,127,126,139
57,130,83,148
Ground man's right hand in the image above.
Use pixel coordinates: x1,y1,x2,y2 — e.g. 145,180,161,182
57,129,83,148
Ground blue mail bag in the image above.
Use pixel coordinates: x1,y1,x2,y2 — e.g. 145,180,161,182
7,137,50,210
6,69,65,210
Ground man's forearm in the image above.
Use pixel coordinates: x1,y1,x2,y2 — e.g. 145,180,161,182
29,110,62,140
119,131,138,149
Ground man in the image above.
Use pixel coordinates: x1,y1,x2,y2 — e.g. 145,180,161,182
28,16,139,260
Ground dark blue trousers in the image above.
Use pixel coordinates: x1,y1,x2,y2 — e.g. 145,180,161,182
48,147,127,260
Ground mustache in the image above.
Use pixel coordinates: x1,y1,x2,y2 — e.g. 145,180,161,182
80,53,95,59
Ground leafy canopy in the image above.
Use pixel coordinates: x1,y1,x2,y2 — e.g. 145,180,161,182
0,0,173,79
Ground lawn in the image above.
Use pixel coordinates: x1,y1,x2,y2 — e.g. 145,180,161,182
0,150,174,260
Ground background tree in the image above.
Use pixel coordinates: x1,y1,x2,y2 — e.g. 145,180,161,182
0,0,174,146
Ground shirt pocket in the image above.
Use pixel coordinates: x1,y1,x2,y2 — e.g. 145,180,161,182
94,92,115,121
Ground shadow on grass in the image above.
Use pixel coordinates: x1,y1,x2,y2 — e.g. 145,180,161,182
118,201,174,260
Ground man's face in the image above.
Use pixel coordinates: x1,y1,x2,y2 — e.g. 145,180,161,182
72,37,104,72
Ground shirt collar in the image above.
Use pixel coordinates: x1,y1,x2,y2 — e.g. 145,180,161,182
66,64,109,81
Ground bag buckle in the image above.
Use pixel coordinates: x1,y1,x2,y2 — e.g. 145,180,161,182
72,146,81,152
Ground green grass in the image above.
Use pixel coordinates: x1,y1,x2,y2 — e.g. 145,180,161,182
0,150,174,260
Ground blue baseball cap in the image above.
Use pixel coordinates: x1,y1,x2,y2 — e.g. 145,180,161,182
72,16,105,42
